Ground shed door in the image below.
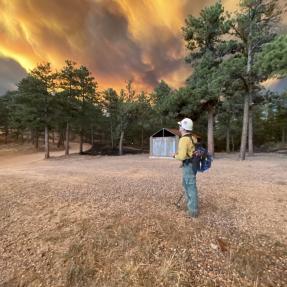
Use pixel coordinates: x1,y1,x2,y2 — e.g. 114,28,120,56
152,138,165,156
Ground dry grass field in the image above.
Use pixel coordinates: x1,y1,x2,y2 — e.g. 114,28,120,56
0,145,286,286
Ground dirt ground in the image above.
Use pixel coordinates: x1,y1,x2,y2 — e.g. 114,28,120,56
0,146,286,287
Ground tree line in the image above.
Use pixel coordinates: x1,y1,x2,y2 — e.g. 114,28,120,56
0,61,163,158
161,0,287,159
0,0,286,160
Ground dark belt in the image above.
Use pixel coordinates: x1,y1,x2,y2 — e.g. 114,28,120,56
183,157,199,173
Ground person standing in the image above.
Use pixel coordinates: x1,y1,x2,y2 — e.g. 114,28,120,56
173,118,199,217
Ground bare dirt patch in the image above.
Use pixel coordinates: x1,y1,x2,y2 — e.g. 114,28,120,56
0,152,286,286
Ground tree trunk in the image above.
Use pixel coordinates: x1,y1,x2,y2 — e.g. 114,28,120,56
110,121,114,149
141,126,144,150
248,105,254,155
45,125,50,159
240,23,253,160
44,89,49,159
65,121,70,156
207,107,214,157
4,128,8,144
282,127,286,144
31,129,34,144
52,131,55,144
57,131,64,148
119,130,124,156
91,126,94,145
226,125,230,153
34,130,39,150
231,135,235,152
240,56,252,159
240,94,249,160
80,128,83,154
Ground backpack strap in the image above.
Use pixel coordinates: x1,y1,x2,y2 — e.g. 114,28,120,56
190,135,195,145
182,134,196,167
182,134,196,150
182,133,194,143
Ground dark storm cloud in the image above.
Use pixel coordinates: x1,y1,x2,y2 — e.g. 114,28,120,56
84,1,149,82
0,58,27,95
0,0,286,90
82,0,193,87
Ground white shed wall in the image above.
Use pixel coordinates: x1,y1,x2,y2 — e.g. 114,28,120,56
150,136,178,157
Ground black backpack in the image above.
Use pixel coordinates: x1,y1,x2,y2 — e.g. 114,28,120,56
184,135,213,173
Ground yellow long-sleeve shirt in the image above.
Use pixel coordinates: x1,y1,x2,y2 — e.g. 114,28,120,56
175,135,197,161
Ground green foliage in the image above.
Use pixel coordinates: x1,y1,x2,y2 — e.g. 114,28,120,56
150,81,176,129
102,82,139,147
182,1,232,115
58,60,80,120
117,82,139,134
134,91,153,130
73,65,98,136
0,91,17,139
253,92,287,144
187,52,221,105
183,1,231,61
17,74,52,129
256,34,287,78
232,0,280,45
152,80,172,105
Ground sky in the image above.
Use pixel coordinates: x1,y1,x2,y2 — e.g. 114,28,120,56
0,0,286,95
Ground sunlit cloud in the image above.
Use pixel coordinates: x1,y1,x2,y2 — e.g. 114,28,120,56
0,0,286,94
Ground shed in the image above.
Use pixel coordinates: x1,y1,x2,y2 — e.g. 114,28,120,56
149,128,201,158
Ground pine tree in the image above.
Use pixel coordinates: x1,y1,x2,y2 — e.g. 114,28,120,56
183,1,231,156
231,0,281,159
59,60,79,155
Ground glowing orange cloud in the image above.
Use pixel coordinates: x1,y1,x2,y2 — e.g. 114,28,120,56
0,0,285,93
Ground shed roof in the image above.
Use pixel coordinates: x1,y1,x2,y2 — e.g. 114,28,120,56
165,128,181,136
151,128,201,138
150,128,178,137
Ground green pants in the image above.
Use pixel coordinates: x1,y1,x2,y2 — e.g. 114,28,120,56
182,161,198,217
